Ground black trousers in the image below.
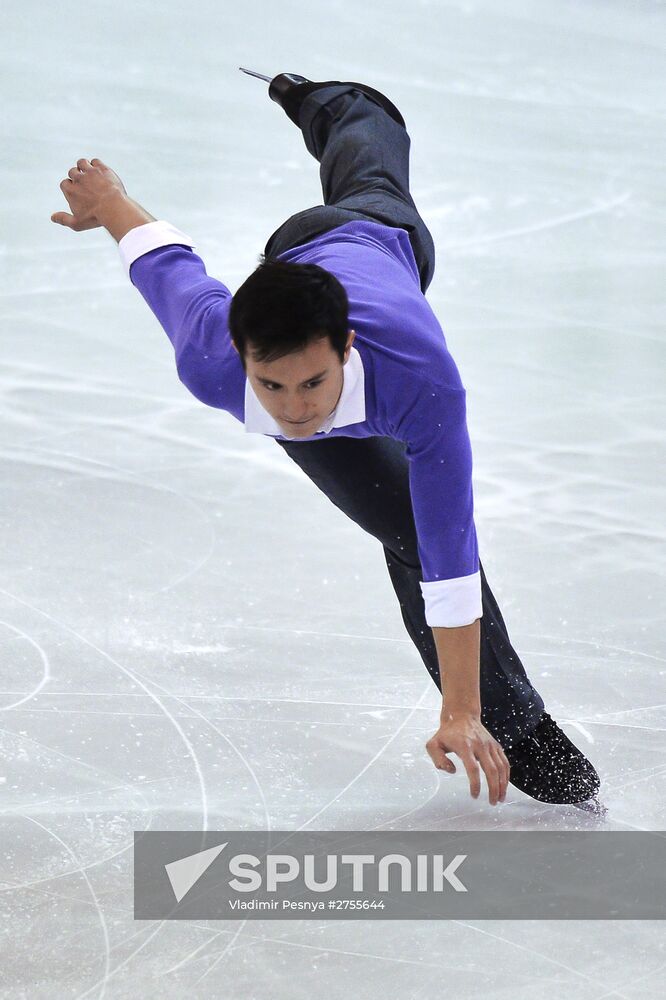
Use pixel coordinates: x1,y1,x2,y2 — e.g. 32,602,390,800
263,85,544,748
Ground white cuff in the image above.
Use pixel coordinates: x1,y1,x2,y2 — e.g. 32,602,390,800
420,571,482,627
118,220,196,280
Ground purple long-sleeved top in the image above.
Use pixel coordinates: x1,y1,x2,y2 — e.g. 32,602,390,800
118,218,482,627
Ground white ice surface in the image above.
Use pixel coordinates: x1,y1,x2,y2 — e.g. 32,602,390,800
1,0,665,996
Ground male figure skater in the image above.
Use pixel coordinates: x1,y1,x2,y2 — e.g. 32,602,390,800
51,71,601,808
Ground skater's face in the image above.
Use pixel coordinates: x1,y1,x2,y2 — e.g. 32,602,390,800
239,330,356,438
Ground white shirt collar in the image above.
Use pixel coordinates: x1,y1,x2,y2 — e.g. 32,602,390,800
244,346,366,439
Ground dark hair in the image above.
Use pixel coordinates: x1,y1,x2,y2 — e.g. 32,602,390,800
229,258,349,367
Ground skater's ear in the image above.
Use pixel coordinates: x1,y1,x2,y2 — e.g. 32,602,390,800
230,337,248,370
343,329,355,360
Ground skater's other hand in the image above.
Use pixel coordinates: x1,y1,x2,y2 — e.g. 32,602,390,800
51,158,128,231
426,713,510,805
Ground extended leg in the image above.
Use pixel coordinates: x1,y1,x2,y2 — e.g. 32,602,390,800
265,84,436,292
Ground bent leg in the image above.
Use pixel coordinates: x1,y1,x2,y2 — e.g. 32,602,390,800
276,434,544,748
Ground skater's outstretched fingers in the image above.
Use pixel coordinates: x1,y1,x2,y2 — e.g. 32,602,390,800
492,744,510,800
484,743,508,802
477,744,501,805
427,716,507,803
459,745,482,800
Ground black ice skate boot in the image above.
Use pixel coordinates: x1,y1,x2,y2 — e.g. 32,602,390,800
505,712,601,807
239,66,406,128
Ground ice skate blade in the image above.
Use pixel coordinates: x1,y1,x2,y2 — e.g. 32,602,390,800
239,66,272,83
571,797,608,818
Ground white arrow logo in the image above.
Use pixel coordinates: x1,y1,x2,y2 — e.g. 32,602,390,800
165,842,227,902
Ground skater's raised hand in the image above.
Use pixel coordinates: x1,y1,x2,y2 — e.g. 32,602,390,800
51,158,127,232
426,713,510,805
